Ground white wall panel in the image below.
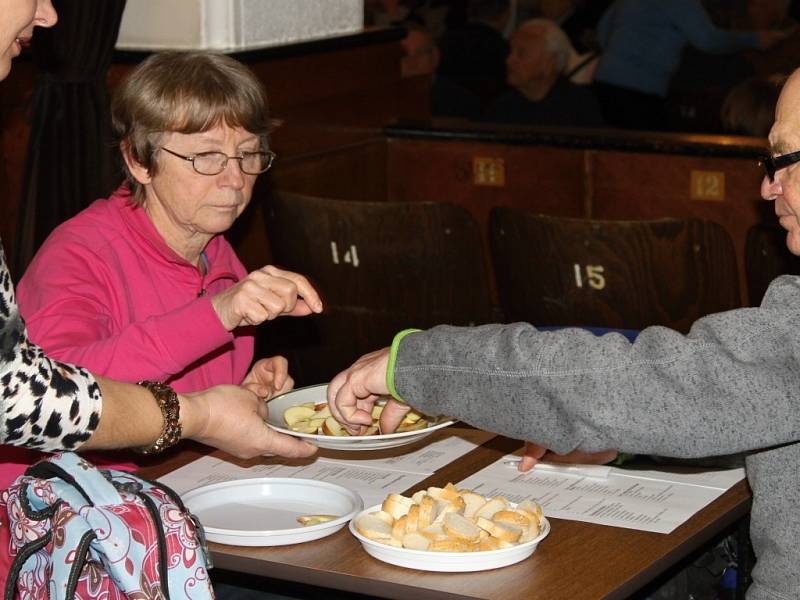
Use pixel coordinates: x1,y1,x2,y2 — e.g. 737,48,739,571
117,0,364,51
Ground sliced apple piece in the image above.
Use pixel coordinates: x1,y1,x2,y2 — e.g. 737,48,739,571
322,416,349,436
308,417,326,431
396,418,429,432
401,409,423,424
289,419,318,434
313,404,332,419
284,405,316,427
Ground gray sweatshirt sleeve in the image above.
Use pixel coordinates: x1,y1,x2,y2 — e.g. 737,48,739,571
394,275,800,458
395,275,800,599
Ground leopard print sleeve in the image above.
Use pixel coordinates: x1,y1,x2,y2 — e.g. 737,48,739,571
0,242,102,450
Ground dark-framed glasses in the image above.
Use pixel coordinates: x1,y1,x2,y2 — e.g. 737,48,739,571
160,146,276,176
759,150,800,182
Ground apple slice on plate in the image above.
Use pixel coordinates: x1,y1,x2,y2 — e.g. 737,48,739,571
322,416,350,437
284,405,316,429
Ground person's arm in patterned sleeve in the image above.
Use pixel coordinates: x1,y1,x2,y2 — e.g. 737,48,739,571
0,244,101,451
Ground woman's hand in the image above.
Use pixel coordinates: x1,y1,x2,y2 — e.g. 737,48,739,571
211,265,323,331
242,356,294,399
179,385,316,459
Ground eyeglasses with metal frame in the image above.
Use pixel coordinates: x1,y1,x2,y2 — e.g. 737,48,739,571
160,147,276,176
760,150,800,183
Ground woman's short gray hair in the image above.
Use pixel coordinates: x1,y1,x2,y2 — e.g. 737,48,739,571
111,51,274,203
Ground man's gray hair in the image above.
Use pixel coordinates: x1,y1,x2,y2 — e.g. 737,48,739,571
516,18,574,73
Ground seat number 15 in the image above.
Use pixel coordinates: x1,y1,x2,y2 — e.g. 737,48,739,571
573,264,606,290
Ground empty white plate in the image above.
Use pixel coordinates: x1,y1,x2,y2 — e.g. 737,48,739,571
182,478,362,546
349,504,550,572
266,384,454,451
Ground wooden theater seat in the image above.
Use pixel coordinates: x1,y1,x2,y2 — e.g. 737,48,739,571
489,208,741,333
262,192,494,385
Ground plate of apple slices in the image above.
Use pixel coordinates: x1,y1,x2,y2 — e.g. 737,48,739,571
265,384,454,450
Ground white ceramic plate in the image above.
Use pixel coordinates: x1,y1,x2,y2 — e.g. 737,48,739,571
349,504,550,572
266,384,454,451
182,477,362,546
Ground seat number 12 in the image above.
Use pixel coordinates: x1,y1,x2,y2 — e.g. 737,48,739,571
573,264,606,290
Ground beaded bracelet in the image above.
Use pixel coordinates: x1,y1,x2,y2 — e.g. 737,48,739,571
136,380,182,455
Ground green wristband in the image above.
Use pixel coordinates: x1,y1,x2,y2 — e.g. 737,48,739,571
386,328,421,402
610,452,635,466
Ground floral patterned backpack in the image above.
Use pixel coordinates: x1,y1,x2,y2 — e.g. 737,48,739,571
0,452,214,599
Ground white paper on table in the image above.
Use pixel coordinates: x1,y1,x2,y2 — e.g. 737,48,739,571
457,453,746,534
159,428,496,508
159,455,429,508
316,428,495,474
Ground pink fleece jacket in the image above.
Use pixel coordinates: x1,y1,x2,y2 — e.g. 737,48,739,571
17,184,254,392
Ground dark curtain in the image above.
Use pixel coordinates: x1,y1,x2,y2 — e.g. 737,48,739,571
14,0,127,276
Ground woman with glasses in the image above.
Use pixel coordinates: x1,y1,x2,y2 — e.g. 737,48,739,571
1,1,316,496
17,51,322,401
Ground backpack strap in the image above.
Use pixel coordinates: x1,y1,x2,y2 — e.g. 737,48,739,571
5,481,98,600
109,471,214,593
4,526,51,600
26,452,124,507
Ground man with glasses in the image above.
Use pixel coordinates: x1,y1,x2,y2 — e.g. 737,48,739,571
17,51,322,408
328,69,800,599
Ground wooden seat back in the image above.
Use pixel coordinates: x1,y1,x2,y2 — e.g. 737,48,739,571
263,192,494,384
489,208,741,332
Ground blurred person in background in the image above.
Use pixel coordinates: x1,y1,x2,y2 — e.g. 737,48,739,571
400,20,440,77
593,0,790,130
721,73,785,137
517,0,613,51
434,0,512,118
484,19,604,127
738,0,800,81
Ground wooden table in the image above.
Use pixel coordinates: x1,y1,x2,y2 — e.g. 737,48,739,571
140,433,751,600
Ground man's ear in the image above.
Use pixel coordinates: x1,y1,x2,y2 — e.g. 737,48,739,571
120,141,152,185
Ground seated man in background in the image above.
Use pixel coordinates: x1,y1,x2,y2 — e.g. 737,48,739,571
483,18,605,127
